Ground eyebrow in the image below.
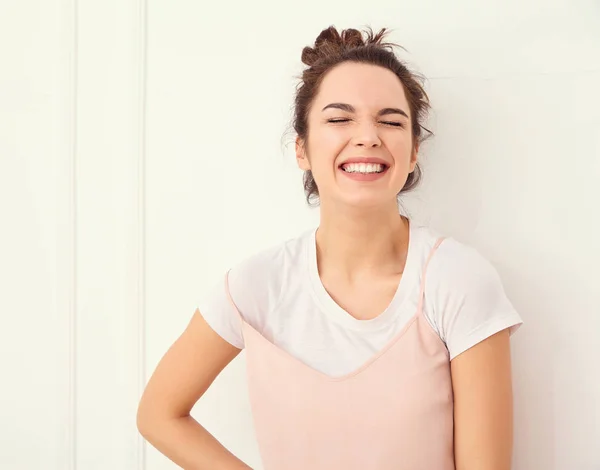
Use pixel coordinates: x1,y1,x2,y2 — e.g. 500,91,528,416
321,102,409,119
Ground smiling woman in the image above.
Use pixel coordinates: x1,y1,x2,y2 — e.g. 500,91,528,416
137,25,523,470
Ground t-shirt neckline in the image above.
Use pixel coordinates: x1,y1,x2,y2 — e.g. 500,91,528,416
305,219,419,332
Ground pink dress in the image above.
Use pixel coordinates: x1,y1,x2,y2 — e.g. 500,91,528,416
225,237,455,470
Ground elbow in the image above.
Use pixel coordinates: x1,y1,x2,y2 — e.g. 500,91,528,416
136,399,188,440
136,397,166,439
136,403,153,438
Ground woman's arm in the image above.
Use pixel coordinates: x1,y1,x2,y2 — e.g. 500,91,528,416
136,309,252,470
450,328,515,470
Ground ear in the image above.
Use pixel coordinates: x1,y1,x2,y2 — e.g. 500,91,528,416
409,143,419,173
295,136,311,171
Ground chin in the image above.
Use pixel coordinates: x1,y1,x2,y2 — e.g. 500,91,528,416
335,191,397,210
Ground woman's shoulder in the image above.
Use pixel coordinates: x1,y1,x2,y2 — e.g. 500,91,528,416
413,222,522,359
197,228,313,349
226,228,313,307
411,223,499,284
229,228,311,280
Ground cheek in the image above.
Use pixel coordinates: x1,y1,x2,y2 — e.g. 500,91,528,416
307,129,346,168
388,136,414,164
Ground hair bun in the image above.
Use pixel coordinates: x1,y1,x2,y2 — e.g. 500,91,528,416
301,26,390,67
314,26,344,49
300,46,320,67
301,26,342,67
340,28,365,48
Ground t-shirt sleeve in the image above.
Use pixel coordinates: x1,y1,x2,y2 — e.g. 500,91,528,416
196,245,284,349
426,238,523,361
196,271,245,349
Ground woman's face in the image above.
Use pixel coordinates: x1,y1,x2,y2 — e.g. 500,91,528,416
296,62,417,208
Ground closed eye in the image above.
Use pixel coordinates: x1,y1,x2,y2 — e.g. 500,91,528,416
327,118,404,128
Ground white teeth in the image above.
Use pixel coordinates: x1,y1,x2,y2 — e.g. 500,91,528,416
341,163,385,174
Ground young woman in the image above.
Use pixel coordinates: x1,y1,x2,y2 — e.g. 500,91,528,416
137,26,523,470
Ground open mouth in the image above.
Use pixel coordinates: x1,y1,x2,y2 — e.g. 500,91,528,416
339,162,389,174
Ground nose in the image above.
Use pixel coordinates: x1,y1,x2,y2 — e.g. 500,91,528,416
351,121,381,148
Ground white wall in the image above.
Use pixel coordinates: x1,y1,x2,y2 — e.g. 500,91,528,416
1,1,145,469
1,0,599,469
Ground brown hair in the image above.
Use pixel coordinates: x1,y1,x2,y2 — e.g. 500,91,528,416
293,25,433,206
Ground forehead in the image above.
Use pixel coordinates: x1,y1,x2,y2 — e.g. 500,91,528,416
313,62,409,113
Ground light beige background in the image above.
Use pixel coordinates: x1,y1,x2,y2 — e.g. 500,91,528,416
1,0,599,469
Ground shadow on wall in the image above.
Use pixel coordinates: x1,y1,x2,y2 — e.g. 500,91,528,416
502,238,598,470
504,250,558,470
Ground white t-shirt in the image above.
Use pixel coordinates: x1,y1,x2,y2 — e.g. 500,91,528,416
197,222,523,378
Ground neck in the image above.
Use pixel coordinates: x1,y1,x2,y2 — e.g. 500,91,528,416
315,199,410,279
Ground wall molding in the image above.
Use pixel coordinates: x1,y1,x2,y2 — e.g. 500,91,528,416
68,0,79,468
136,0,147,468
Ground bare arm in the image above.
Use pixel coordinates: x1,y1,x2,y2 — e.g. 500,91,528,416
451,329,515,470
137,309,251,470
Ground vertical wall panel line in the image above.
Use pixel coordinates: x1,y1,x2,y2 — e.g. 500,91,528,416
68,0,79,468
136,0,148,468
